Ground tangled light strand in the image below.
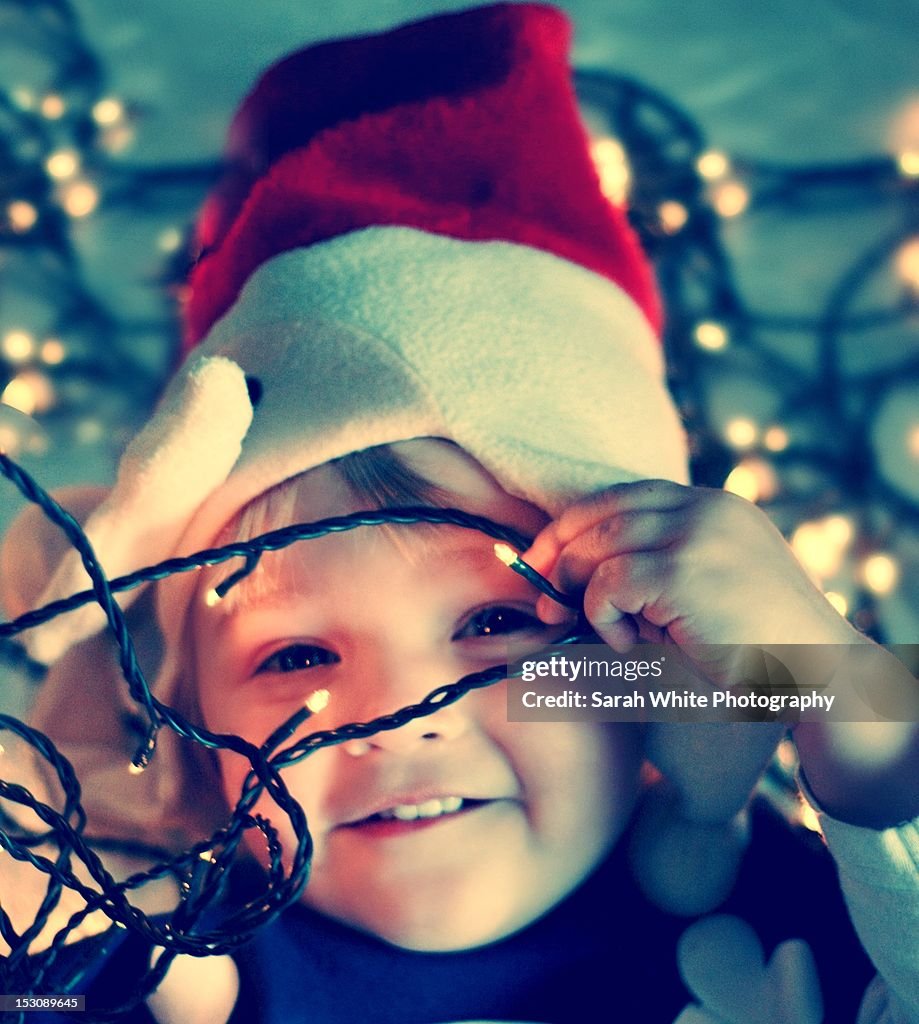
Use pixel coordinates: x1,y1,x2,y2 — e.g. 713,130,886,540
0,451,590,1017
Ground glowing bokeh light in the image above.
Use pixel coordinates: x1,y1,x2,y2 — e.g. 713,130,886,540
724,417,757,449
40,339,66,365
40,94,66,119
2,330,36,362
92,97,125,125
7,200,38,232
712,180,750,218
723,458,777,503
895,237,919,289
45,149,80,180
763,426,790,452
658,200,689,233
61,180,99,218
861,553,899,595
696,150,730,180
694,321,729,351
590,137,631,205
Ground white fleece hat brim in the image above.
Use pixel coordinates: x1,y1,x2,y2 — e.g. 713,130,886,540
25,227,687,667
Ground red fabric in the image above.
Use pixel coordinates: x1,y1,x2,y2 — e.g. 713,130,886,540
184,3,660,349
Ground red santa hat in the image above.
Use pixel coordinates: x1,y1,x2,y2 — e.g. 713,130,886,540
0,2,708,872
24,1,688,676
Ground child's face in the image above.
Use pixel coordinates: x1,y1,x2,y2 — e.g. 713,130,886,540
192,440,643,951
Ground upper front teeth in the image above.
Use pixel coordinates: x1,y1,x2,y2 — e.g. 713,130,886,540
382,796,464,821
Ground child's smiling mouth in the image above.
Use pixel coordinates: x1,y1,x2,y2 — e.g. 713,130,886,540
338,797,497,836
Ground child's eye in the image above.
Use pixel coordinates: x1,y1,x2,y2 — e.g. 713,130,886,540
255,644,339,674
454,606,543,640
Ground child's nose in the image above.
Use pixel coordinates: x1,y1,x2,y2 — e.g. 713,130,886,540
341,659,473,755
344,700,470,757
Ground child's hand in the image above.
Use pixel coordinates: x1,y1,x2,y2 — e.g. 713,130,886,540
524,479,858,676
526,480,919,831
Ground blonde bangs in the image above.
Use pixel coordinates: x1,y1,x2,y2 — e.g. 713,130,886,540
198,445,452,612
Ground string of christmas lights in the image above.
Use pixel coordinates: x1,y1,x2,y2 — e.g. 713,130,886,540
577,71,919,639
0,451,592,1013
1,0,918,1013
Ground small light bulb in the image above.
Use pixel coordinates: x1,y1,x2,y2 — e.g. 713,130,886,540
198,849,217,863
723,458,777,503
305,688,331,713
60,180,99,218
128,762,145,776
658,200,689,234
822,515,854,549
40,338,66,365
590,137,631,205
92,97,124,126
724,463,759,502
493,543,518,567
2,372,53,415
7,200,38,233
2,330,36,362
712,180,750,218
204,588,222,608
693,321,729,351
724,417,757,449
861,553,899,595
791,519,849,580
895,237,919,290
157,227,183,253
696,150,730,180
40,94,66,119
2,377,36,415
763,426,790,452
897,150,919,177
45,149,80,180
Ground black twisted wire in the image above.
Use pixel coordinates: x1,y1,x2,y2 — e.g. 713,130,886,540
0,451,588,1018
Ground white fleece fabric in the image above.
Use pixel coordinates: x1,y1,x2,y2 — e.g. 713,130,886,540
820,811,919,1023
667,810,919,1023
25,356,252,664
25,226,688,665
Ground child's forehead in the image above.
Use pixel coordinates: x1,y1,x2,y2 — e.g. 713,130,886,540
230,440,549,540
197,440,550,611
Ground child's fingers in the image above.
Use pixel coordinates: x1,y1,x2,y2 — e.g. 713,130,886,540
524,479,691,570
551,510,681,592
580,550,677,650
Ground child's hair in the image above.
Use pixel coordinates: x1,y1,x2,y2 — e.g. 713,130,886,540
199,442,457,616
332,444,452,510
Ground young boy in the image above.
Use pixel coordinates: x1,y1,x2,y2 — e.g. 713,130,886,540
4,5,918,1022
